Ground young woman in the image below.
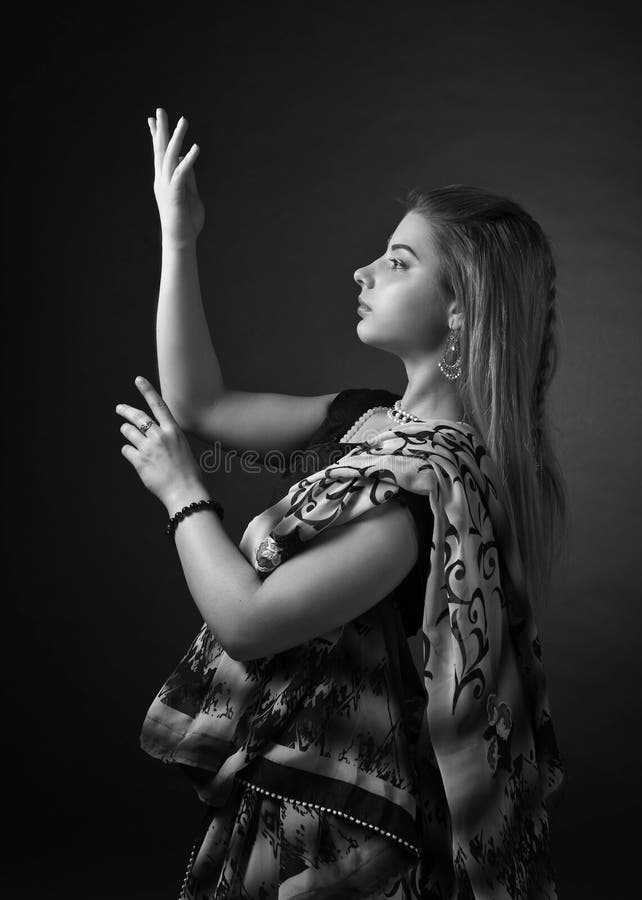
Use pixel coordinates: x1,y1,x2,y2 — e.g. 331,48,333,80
121,108,567,899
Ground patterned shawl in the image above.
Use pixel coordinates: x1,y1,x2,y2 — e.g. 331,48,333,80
140,419,566,898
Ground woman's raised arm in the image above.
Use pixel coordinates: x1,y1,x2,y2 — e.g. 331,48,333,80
149,108,340,455
149,108,225,430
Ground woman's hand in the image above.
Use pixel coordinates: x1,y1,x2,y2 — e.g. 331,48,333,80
148,108,204,247
116,375,206,510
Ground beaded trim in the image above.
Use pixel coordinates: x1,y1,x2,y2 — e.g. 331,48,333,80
338,405,389,443
176,775,421,895
178,837,199,900
234,775,421,857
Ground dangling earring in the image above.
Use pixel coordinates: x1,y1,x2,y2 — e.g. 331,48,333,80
438,325,462,381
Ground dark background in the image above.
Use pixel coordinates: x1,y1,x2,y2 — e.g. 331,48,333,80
5,1,641,896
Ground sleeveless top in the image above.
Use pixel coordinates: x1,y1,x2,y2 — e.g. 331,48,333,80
265,386,434,637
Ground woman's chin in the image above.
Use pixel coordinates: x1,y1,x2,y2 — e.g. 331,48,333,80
356,321,384,350
356,322,397,355
356,318,373,341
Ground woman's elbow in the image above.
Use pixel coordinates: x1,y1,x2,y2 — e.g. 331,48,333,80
203,611,256,663
226,614,274,661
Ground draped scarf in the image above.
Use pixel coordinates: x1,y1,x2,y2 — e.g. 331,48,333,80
140,419,566,899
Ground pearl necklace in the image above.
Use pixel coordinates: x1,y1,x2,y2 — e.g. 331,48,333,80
338,405,389,443
387,399,424,424
339,400,466,443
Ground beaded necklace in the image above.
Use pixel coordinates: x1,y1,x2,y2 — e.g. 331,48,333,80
339,400,466,443
338,405,389,442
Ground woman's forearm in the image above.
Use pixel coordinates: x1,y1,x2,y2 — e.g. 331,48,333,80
156,238,225,428
163,482,262,658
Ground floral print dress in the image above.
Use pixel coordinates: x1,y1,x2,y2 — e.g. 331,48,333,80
140,388,565,899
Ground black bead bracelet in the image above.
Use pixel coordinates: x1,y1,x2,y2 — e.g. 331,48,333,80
166,498,225,540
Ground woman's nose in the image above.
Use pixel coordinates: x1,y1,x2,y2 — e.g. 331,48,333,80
353,266,372,288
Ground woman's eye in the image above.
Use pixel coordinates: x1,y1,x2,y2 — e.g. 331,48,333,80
387,257,405,270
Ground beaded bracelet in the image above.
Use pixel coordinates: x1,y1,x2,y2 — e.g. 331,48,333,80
166,498,225,541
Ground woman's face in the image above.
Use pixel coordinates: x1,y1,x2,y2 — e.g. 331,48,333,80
353,211,451,355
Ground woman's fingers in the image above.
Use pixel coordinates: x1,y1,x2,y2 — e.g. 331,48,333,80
175,154,199,190
186,164,198,193
147,116,159,178
148,109,195,184
162,116,189,181
133,375,177,430
154,107,169,170
172,144,200,185
119,421,148,450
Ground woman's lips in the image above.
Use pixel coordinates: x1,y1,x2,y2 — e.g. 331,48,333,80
357,304,370,316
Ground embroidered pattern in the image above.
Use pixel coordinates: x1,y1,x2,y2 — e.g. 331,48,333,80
141,407,566,899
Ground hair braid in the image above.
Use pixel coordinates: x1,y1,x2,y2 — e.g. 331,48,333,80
532,264,558,475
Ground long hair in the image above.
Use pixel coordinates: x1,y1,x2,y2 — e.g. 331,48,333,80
401,185,568,618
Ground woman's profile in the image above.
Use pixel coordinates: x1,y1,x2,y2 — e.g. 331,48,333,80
130,108,567,899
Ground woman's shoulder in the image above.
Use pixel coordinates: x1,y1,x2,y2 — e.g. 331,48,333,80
299,387,399,448
308,386,401,443
329,386,401,413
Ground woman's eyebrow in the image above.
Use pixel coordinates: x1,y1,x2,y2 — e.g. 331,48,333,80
386,235,420,260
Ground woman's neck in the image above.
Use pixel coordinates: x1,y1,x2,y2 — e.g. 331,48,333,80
399,368,464,422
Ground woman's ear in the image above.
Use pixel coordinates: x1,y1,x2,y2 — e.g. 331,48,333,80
445,298,464,332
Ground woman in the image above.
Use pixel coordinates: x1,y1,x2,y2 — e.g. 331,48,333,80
118,109,567,898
